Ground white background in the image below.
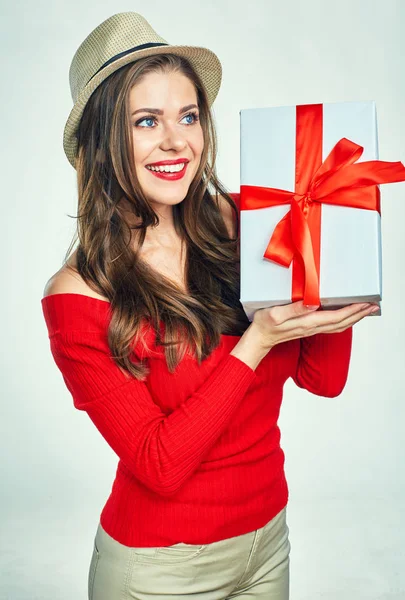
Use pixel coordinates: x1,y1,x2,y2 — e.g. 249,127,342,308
2,1,404,598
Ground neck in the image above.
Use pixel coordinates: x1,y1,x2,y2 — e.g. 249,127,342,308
120,198,182,251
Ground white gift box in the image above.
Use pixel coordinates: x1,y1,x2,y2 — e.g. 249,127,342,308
239,101,382,321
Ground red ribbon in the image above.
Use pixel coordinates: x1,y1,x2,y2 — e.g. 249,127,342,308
240,104,405,307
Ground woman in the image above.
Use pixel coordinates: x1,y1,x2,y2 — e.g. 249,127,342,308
41,12,379,600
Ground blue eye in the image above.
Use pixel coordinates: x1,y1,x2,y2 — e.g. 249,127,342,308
134,112,199,128
137,117,156,128
181,112,199,125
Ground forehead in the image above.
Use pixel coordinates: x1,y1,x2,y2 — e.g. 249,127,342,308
128,70,198,108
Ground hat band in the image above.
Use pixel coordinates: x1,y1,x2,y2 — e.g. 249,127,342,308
88,42,169,84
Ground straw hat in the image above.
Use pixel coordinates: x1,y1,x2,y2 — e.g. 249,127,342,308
63,12,222,168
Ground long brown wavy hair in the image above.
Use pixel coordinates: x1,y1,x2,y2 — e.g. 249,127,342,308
64,53,250,379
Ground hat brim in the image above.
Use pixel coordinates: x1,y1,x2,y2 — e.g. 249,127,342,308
63,44,222,168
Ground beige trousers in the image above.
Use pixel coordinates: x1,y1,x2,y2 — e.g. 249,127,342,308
88,506,290,600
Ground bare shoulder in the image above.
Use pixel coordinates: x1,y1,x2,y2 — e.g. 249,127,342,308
43,251,108,302
213,193,237,238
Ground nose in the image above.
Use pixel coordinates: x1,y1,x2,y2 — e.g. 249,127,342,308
159,122,187,152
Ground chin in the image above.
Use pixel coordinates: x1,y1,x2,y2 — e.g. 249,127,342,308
145,188,189,206
142,179,193,203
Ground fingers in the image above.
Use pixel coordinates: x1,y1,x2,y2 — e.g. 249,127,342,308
315,303,377,334
311,302,374,324
268,300,318,326
261,301,377,334
251,301,377,350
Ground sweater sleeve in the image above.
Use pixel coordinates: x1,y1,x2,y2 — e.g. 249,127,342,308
47,329,256,497
291,327,353,397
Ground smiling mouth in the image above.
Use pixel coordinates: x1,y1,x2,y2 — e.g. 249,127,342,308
145,161,189,180
146,162,187,173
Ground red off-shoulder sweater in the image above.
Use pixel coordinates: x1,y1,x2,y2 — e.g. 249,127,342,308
41,194,353,547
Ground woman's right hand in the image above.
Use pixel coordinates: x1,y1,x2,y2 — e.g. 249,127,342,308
231,301,379,371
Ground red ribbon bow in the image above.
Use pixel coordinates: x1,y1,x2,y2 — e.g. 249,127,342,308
240,104,405,307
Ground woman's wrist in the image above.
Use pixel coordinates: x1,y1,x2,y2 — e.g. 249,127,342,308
230,322,272,370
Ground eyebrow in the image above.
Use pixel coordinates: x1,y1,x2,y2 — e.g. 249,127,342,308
131,103,198,117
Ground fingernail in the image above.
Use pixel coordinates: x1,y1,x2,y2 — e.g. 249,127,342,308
370,306,379,313
304,305,319,311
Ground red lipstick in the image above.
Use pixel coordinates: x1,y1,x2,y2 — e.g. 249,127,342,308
145,158,189,181
146,158,190,167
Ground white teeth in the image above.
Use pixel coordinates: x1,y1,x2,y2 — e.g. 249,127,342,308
146,162,186,173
